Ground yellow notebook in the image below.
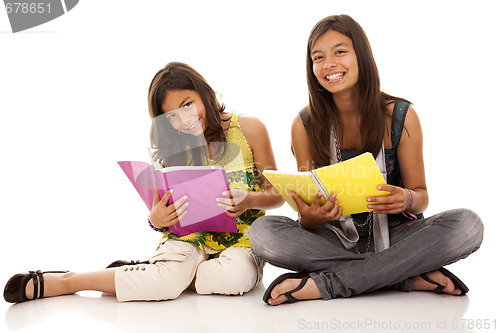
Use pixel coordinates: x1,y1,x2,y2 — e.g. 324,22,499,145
263,153,390,215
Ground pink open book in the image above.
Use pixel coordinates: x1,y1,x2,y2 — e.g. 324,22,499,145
118,161,237,237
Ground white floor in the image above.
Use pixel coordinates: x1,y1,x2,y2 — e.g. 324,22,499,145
1,253,498,333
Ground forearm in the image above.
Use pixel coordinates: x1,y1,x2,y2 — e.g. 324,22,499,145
405,188,428,215
246,188,284,211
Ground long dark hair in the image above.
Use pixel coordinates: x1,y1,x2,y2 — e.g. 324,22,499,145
148,62,229,167
305,15,408,167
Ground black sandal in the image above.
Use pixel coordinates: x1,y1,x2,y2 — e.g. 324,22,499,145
3,270,67,303
263,272,310,304
105,260,149,269
421,267,469,296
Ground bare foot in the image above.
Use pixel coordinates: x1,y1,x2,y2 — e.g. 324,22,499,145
412,270,462,296
267,277,322,306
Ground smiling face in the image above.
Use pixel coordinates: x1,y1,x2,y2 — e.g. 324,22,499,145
311,29,359,96
161,89,205,137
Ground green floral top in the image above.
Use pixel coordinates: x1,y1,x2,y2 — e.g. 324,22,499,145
157,114,265,254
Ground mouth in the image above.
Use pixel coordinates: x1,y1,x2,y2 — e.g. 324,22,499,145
185,119,201,131
325,72,345,83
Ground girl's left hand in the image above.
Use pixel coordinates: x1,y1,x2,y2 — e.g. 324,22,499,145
216,189,249,218
366,184,409,214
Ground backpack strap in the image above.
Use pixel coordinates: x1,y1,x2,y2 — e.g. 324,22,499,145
298,106,309,133
390,101,410,150
300,102,410,150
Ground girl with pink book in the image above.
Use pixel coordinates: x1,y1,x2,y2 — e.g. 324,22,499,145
4,62,284,303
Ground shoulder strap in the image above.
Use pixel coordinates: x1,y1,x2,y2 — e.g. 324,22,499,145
298,106,309,133
390,101,410,150
302,104,409,149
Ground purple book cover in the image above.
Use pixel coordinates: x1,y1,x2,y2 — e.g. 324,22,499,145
117,161,237,237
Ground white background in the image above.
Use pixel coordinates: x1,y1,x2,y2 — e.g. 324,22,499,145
1,1,499,332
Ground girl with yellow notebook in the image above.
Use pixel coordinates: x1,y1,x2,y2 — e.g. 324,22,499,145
250,15,483,305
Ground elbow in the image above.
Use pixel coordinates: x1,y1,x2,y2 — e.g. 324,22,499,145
266,187,285,209
268,194,285,209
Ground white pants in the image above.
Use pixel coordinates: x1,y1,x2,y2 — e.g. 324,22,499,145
114,239,263,302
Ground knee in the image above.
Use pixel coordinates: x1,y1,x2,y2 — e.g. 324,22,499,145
152,264,190,300
448,208,483,244
438,208,484,255
249,215,288,259
248,216,268,242
115,263,190,302
115,240,207,302
248,216,266,256
195,247,261,295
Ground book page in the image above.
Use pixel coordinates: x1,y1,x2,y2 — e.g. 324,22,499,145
117,161,157,211
164,167,229,227
312,153,390,215
263,170,325,212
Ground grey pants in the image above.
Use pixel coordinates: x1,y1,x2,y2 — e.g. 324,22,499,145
249,208,483,300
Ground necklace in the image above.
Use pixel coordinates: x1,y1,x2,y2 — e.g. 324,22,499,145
333,124,373,253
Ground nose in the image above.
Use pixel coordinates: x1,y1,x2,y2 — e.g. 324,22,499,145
323,55,337,69
179,113,191,127
180,107,197,126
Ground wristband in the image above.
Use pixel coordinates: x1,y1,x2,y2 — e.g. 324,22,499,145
406,189,413,210
148,218,167,232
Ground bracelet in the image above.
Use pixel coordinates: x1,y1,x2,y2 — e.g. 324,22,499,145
148,218,167,232
406,189,413,210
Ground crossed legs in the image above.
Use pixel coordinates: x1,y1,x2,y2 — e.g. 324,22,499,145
250,209,484,305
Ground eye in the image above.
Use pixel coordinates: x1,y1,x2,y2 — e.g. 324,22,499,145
312,55,323,62
165,113,176,120
182,101,192,108
336,50,347,55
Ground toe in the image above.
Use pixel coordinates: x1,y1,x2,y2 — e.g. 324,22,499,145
268,294,289,306
270,279,289,299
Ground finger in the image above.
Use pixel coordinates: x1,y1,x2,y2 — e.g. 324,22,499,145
373,208,403,215
163,202,179,216
221,190,236,207
221,190,233,198
327,199,340,218
376,184,397,193
334,206,343,220
216,197,234,207
153,187,161,206
365,185,394,203
225,209,242,218
322,193,338,211
177,209,188,221
370,200,402,209
289,191,308,211
217,201,234,211
164,210,186,227
367,195,395,204
310,192,324,208
159,189,174,206
174,201,190,216
371,203,403,214
229,190,247,205
367,188,401,204
173,195,188,209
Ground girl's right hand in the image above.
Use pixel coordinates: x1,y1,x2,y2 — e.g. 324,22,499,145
289,191,342,229
148,189,189,229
